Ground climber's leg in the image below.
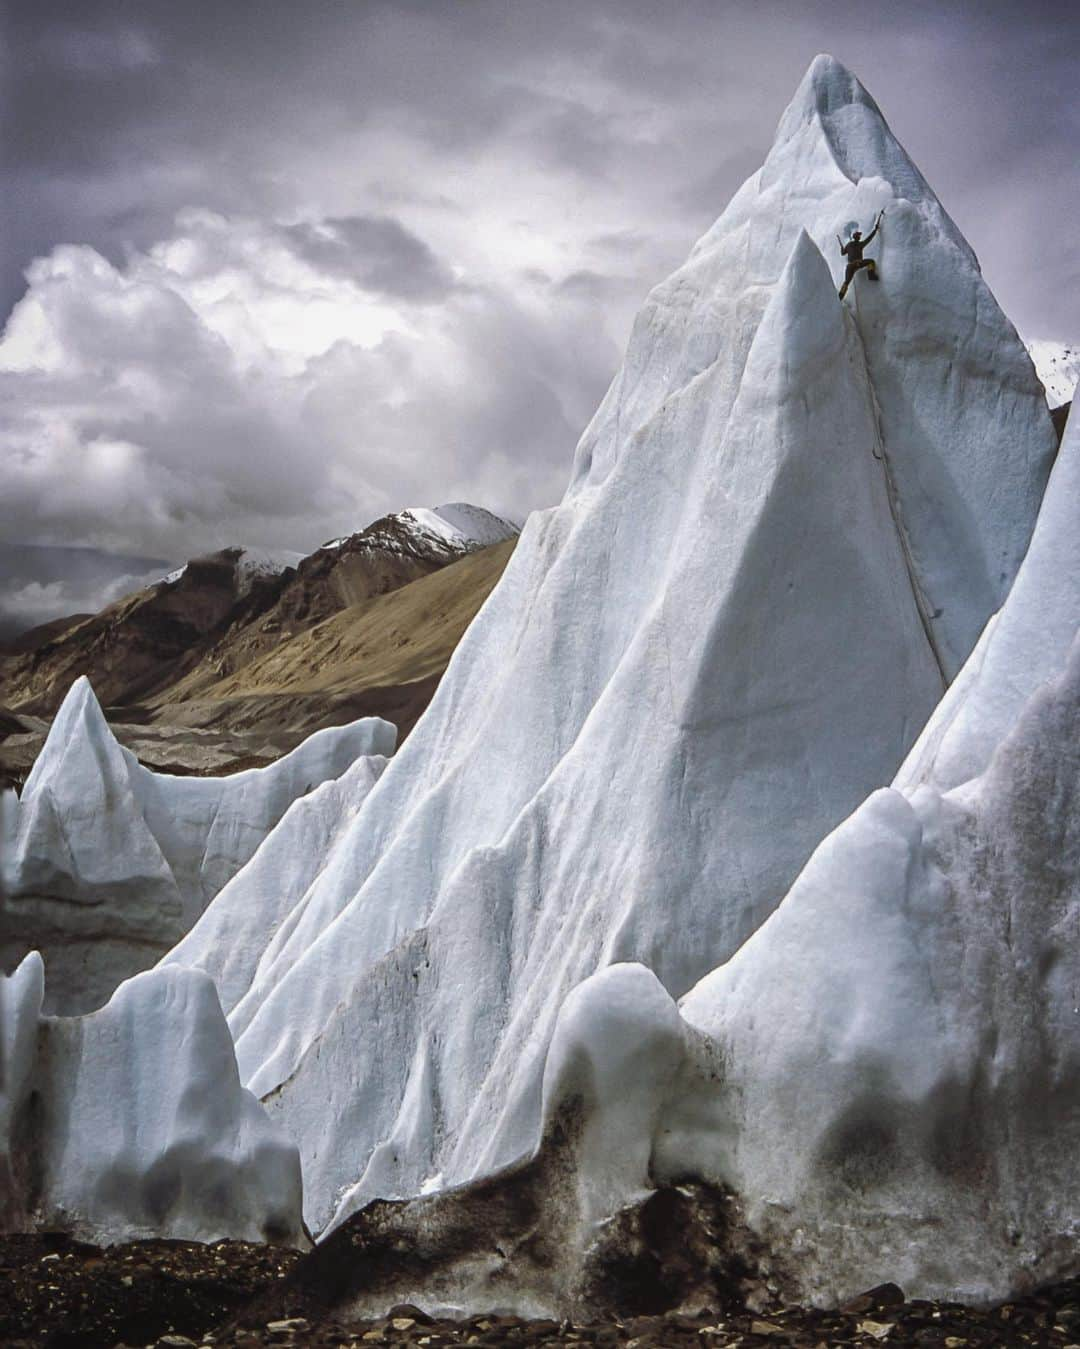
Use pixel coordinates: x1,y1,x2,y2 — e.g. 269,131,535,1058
839,263,858,299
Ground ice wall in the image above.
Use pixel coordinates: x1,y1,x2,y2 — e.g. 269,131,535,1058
0,677,395,1013
668,403,1080,1304
0,955,304,1245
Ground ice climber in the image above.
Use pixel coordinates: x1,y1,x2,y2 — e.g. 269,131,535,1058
838,210,884,299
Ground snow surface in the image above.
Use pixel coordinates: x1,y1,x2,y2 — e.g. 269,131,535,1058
403,504,520,550
158,546,303,593
171,55,1052,1246
1027,338,1080,409
0,955,304,1246
0,677,395,1013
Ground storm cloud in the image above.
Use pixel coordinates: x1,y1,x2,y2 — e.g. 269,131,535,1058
2,0,1078,622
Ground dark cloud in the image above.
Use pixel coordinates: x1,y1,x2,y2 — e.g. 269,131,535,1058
280,217,458,303
0,542,170,641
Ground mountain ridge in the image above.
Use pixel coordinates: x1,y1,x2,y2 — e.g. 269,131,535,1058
0,505,517,788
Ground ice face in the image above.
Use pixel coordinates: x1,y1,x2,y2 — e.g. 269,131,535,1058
184,57,1052,1239
1,675,396,1013
897,402,1080,794
0,957,304,1247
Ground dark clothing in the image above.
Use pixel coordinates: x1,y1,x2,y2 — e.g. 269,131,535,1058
843,258,877,283
838,219,881,298
838,257,877,300
840,220,880,263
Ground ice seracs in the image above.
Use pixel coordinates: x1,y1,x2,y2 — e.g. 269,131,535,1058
11,54,1071,1309
673,407,1080,1305
0,676,395,1013
174,52,1052,1248
0,953,42,1232
310,403,1080,1312
0,955,304,1246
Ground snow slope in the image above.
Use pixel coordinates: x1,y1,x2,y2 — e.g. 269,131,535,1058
319,504,518,555
402,504,520,551
0,677,395,1013
352,504,519,564
233,546,307,596
1027,338,1080,409
172,55,1054,1242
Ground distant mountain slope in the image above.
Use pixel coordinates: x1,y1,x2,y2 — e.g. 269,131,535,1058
0,509,518,787
0,542,171,645
172,505,519,697
0,505,517,718
0,612,93,657
146,538,517,744
0,547,294,714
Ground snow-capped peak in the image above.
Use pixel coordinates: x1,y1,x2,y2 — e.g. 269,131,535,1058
1027,339,1079,409
400,504,519,551
158,546,304,595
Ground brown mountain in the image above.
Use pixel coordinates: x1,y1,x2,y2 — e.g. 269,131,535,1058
0,506,517,788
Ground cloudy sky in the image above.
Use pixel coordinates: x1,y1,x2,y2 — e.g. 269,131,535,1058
2,0,1078,631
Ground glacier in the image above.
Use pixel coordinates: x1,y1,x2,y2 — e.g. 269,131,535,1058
195,52,1052,1243
0,676,395,1014
2,53,1074,1312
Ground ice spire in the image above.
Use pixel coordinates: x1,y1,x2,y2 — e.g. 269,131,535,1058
83,59,1062,1265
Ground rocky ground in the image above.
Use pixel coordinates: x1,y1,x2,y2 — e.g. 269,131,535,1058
4,1233,1080,1348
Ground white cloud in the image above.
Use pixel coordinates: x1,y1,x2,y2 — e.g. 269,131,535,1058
0,210,622,560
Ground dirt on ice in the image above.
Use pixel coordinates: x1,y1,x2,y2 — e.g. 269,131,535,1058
4,1231,1080,1348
